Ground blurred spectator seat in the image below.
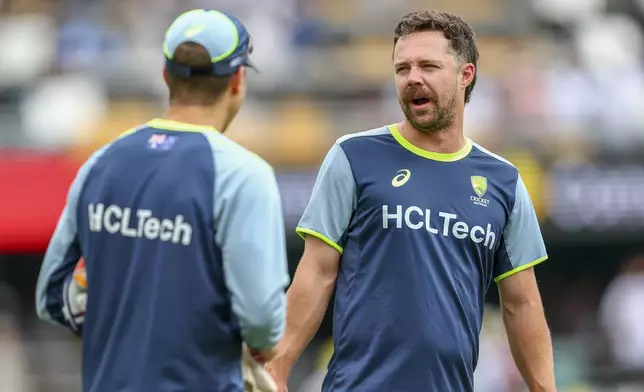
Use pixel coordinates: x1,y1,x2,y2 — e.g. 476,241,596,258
0,13,55,89
575,14,643,73
226,103,275,156
332,39,392,83
599,256,644,371
20,74,108,149
1,0,56,14
531,0,606,25
574,14,644,149
316,0,358,25
427,0,507,24
267,97,331,166
500,149,548,221
71,99,158,159
56,12,126,74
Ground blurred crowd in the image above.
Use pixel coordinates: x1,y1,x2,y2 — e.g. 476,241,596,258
1,0,644,391
1,0,644,162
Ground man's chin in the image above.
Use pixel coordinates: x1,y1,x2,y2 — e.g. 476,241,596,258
407,116,451,134
406,114,435,127
404,102,433,115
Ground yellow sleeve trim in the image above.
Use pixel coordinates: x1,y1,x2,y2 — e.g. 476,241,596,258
494,255,548,283
295,227,344,254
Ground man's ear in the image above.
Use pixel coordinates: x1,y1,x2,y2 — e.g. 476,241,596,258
230,68,244,95
162,67,170,86
460,63,475,91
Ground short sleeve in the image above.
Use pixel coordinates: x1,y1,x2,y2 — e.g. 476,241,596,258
494,174,548,282
36,145,109,328
296,143,356,254
213,155,289,350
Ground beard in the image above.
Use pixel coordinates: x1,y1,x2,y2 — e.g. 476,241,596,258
399,86,457,134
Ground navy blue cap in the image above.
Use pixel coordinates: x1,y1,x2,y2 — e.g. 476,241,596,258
163,9,257,77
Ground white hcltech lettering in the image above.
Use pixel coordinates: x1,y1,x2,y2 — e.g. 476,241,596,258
382,204,496,249
88,203,193,245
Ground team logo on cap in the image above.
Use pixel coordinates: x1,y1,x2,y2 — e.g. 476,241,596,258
184,24,206,38
230,57,244,67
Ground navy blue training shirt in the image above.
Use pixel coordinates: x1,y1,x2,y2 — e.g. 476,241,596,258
36,119,290,392
296,124,548,392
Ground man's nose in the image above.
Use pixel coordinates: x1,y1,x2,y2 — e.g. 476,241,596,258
407,66,423,84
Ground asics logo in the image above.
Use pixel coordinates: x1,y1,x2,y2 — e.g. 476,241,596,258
392,169,411,187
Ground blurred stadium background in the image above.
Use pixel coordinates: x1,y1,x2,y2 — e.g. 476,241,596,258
1,0,644,391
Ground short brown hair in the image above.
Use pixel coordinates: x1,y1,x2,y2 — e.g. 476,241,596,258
166,43,232,106
394,10,479,104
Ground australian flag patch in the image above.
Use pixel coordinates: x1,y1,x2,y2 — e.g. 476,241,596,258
147,133,177,150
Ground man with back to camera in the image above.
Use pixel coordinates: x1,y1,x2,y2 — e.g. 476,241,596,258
265,9,557,392
35,9,289,392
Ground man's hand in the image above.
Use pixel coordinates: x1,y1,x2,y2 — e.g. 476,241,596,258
262,235,341,392
264,353,291,392
243,344,279,392
73,258,87,288
247,345,278,364
61,258,88,334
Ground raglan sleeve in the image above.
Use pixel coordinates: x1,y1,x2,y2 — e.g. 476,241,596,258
214,154,290,351
493,174,548,282
35,152,99,332
295,142,356,254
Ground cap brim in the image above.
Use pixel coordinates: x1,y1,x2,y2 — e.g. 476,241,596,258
245,58,259,73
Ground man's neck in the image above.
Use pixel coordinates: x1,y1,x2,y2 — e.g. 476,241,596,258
162,105,228,132
398,118,467,154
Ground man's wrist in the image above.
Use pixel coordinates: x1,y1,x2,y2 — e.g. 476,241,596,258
276,344,298,368
527,380,557,392
247,343,281,363
247,346,269,362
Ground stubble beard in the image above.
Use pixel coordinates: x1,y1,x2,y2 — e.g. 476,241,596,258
401,92,457,134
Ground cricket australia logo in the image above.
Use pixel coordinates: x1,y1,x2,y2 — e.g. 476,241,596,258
470,176,490,207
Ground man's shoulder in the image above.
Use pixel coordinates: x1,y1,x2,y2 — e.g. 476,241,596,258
202,131,274,178
82,141,119,170
98,121,272,178
470,142,518,172
335,125,392,147
469,142,522,199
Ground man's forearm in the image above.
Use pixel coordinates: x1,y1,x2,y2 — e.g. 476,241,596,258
278,263,336,367
502,300,556,392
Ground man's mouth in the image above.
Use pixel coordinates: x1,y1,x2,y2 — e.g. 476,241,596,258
409,96,432,108
411,97,430,105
